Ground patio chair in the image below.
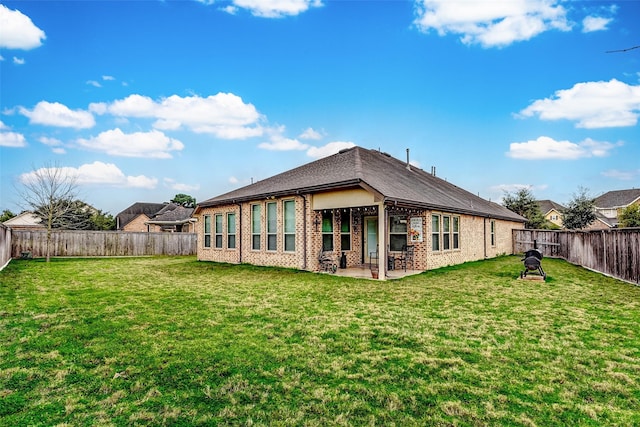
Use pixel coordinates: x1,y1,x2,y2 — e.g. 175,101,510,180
318,249,337,273
396,244,414,271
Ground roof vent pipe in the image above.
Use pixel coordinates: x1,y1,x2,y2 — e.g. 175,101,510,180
431,166,436,177
406,148,411,171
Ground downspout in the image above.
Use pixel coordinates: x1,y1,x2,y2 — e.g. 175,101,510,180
302,194,308,270
483,217,487,259
236,202,242,264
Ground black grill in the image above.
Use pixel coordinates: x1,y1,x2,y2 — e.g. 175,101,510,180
520,249,546,280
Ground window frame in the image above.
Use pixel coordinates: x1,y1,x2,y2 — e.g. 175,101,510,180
389,215,408,252
214,214,223,249
283,199,296,252
340,209,351,251
251,204,261,251
227,212,236,249
267,201,277,252
203,214,211,248
431,214,440,251
322,211,334,252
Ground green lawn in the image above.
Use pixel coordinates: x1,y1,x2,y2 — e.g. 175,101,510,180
1,256,639,426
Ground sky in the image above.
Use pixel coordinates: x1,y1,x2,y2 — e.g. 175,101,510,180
1,0,639,216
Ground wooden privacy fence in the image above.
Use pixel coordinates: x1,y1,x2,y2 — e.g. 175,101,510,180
11,230,197,258
514,229,640,284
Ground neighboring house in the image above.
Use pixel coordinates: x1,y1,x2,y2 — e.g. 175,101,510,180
2,212,46,230
193,147,526,278
537,200,565,228
116,202,196,232
145,204,196,232
592,188,640,229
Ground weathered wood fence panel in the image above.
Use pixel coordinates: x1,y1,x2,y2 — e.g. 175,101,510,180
514,229,640,284
10,230,197,258
0,224,11,270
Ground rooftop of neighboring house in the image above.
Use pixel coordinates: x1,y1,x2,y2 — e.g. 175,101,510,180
537,200,566,215
1,211,45,228
197,146,526,223
595,188,640,209
147,204,195,224
116,202,169,229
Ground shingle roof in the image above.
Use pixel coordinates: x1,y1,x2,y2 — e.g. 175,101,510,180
148,205,194,223
116,202,167,229
595,189,640,209
537,200,566,215
198,146,525,222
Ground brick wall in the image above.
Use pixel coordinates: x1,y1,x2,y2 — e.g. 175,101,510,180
195,198,524,272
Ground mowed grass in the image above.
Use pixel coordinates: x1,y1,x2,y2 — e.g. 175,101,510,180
1,256,639,426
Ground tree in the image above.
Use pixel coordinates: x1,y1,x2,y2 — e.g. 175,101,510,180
502,187,546,229
0,209,16,222
90,209,116,230
20,164,79,262
618,204,640,228
171,193,196,208
563,187,596,230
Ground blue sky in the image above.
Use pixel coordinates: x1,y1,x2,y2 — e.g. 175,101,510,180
1,0,639,216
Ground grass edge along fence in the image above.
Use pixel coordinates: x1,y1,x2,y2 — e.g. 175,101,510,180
10,229,196,258
514,228,640,285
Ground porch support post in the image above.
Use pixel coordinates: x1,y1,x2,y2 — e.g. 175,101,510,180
377,202,386,279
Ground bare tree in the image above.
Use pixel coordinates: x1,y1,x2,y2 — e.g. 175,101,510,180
19,163,79,262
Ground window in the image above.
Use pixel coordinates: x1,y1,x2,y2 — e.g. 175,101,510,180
251,204,261,250
227,213,236,249
443,216,451,250
490,220,496,247
389,215,407,251
453,216,460,249
203,215,211,248
322,211,333,251
340,210,351,251
215,214,223,248
284,200,295,252
431,215,440,251
267,202,277,251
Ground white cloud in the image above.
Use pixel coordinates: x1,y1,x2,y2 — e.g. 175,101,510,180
91,93,264,139
102,75,115,81
582,15,612,33
307,141,356,159
299,127,324,140
0,54,4,61
39,136,63,147
77,128,184,159
258,135,309,151
0,5,46,50
229,176,239,184
0,130,27,147
19,101,95,129
601,169,640,181
163,178,200,192
257,125,309,151
518,79,640,128
86,80,102,88
507,136,621,160
12,57,25,65
210,0,323,18
39,137,65,153
413,0,570,48
19,162,157,189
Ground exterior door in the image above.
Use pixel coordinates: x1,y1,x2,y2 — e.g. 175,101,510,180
364,217,378,265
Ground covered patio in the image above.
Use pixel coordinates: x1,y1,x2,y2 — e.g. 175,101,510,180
327,264,423,280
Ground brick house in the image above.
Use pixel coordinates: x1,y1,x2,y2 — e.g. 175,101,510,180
194,147,526,279
116,202,195,232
